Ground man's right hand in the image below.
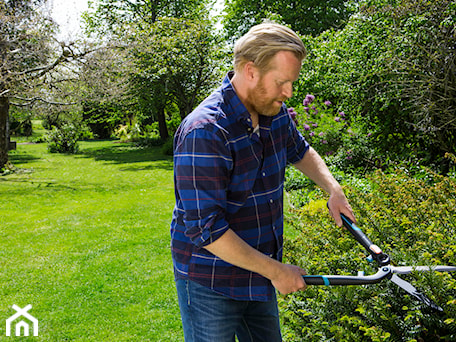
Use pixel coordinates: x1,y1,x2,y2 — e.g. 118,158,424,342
270,263,307,295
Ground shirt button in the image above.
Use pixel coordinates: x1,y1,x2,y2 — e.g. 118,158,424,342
262,172,266,177
269,199,273,204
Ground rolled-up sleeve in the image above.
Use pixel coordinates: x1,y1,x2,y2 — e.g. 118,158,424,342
286,116,309,164
174,127,233,248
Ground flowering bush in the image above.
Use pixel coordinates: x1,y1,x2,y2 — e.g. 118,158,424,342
291,94,376,171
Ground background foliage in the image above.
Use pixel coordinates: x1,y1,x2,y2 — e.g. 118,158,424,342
293,0,456,173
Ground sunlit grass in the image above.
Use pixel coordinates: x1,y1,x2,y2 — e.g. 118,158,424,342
0,141,182,341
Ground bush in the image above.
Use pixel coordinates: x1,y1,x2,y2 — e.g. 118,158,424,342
46,124,80,154
281,168,456,341
291,94,379,173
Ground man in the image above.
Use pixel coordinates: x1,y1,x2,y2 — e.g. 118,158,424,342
170,23,355,342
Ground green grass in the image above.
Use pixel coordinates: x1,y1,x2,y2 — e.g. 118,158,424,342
0,141,182,341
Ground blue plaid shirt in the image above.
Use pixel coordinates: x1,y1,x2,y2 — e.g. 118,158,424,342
170,72,309,301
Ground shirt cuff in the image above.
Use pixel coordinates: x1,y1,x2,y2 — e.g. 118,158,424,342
184,212,230,248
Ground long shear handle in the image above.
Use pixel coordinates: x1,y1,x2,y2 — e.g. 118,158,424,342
340,214,389,266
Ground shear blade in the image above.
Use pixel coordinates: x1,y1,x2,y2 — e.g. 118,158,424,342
390,274,443,311
392,265,456,274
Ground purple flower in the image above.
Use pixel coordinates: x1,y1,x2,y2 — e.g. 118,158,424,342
335,117,340,122
288,107,298,123
303,94,315,106
339,111,346,117
367,132,372,137
321,140,328,144
303,106,310,113
312,123,318,128
309,131,315,137
318,132,325,137
324,100,332,106
303,124,311,131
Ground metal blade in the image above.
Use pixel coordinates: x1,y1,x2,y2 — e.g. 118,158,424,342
390,274,443,311
392,265,456,274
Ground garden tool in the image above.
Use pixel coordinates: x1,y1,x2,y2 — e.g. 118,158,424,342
302,213,456,311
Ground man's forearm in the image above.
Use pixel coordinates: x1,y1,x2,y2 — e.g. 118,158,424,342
293,146,355,225
203,229,307,294
204,229,281,279
293,146,341,195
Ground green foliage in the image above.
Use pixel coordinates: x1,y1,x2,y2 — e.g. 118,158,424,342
161,137,174,156
293,0,456,172
82,101,125,139
129,16,227,122
291,94,378,172
10,108,33,136
282,168,456,341
46,124,81,154
222,0,359,41
84,0,210,37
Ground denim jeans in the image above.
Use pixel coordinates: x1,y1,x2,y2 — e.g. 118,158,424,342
175,279,282,342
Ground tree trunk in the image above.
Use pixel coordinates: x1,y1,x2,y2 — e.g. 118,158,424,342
0,96,9,170
157,106,169,141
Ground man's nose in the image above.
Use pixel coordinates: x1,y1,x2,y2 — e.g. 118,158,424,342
282,83,293,99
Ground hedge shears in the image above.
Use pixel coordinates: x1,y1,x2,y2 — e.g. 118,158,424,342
302,214,456,311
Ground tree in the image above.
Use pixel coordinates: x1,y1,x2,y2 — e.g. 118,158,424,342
78,45,136,138
0,0,52,168
84,0,211,37
293,0,456,172
84,0,227,140
0,0,89,170
128,17,226,140
375,0,456,169
222,0,359,41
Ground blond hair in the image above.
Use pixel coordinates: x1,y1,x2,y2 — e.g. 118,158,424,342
233,23,307,74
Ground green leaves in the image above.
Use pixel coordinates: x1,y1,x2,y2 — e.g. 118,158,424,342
282,168,456,341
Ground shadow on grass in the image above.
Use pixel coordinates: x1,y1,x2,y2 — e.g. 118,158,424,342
79,142,173,171
8,153,41,165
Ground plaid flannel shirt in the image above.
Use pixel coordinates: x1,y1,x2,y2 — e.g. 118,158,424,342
170,72,309,301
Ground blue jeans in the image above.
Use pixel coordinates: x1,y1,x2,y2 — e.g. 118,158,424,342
175,279,282,342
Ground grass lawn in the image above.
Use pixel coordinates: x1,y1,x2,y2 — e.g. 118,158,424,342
0,140,182,341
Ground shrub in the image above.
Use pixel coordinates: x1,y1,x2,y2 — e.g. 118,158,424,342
282,168,456,341
46,124,80,154
161,137,174,156
292,94,379,172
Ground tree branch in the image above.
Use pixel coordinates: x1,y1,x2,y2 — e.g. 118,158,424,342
10,95,78,107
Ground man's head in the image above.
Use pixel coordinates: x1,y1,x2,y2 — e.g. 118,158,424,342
233,23,306,76
231,23,306,117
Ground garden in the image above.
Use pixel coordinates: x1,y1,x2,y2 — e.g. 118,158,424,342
2,0,456,341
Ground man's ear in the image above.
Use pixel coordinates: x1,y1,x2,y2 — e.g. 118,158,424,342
244,61,259,83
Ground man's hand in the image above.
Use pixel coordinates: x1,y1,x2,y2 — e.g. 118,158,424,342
270,263,307,295
204,229,308,294
327,191,355,227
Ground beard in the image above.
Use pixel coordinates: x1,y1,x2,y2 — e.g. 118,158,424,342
246,78,285,117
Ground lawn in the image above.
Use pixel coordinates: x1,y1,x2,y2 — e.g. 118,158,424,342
0,141,182,341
